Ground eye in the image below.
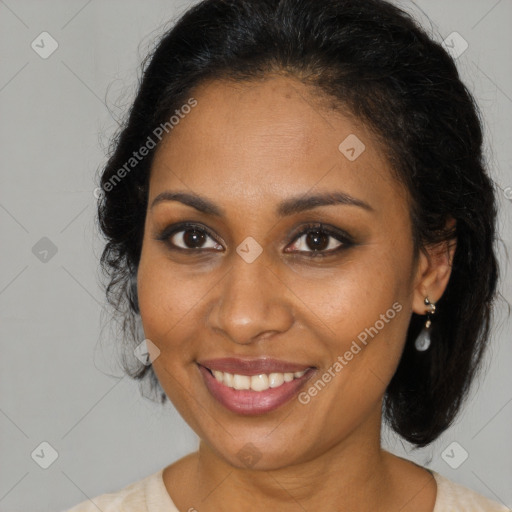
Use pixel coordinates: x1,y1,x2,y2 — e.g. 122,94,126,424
156,221,354,257
285,223,353,257
156,222,223,251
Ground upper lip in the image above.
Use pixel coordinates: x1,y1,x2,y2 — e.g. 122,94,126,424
198,358,314,376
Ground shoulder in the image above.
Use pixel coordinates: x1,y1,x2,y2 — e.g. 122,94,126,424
432,471,510,512
62,468,178,512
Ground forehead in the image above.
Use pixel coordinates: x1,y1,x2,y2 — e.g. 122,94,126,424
149,75,409,217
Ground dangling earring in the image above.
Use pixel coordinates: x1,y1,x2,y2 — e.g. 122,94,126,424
415,296,436,351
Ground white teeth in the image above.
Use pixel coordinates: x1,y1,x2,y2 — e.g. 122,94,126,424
268,373,284,388
283,372,294,382
210,369,309,391
213,370,224,383
223,372,234,387
250,374,269,391
233,374,251,390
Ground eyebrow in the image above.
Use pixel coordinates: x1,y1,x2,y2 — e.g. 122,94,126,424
150,190,373,216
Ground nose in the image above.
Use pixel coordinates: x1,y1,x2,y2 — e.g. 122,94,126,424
206,248,295,345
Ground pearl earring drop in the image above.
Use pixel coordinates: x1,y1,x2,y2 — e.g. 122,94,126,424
415,296,436,351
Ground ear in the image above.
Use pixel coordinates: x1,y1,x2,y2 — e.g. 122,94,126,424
412,217,457,315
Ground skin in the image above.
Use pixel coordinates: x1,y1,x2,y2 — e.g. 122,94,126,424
137,74,456,512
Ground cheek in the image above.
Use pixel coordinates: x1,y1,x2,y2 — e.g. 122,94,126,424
136,255,198,405
137,249,205,340
300,246,412,382
298,249,408,332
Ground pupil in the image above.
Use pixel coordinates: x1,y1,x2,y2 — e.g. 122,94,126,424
184,229,205,248
306,230,328,251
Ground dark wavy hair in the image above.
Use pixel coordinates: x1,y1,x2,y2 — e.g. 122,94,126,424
96,0,499,447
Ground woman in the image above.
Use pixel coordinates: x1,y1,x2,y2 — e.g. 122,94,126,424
66,0,508,510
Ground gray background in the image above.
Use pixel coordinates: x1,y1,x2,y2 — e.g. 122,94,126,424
0,1,511,510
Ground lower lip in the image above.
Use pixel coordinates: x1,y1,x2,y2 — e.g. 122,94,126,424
198,364,315,415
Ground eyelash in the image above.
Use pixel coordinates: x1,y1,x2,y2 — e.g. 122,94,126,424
155,221,354,258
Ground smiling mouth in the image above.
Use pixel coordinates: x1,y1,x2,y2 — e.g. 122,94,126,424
203,366,310,392
197,363,316,415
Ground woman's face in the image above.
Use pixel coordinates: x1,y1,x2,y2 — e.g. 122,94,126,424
137,75,423,469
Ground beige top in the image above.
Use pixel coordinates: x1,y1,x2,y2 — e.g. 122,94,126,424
63,467,510,511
